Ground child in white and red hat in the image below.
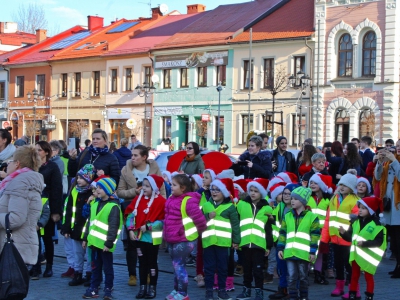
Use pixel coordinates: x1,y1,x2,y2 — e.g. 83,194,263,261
339,196,385,300
356,176,372,198
269,181,287,207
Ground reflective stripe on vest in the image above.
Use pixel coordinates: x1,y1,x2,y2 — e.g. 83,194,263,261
283,211,318,261
202,201,233,248
151,230,163,245
311,198,330,228
40,198,48,236
181,196,199,241
272,202,286,242
63,188,78,229
237,200,272,250
349,220,387,275
87,201,122,252
328,194,359,238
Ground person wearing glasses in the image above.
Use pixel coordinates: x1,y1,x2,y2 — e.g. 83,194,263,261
178,142,205,175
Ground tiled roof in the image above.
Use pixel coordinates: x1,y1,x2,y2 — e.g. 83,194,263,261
231,0,314,42
104,14,203,56
0,45,34,63
154,0,285,49
0,31,36,46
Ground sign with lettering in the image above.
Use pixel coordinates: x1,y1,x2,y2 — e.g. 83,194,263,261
155,51,228,69
43,123,56,130
201,114,210,122
107,108,131,119
154,106,183,116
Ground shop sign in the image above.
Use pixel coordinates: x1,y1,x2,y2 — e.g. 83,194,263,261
154,106,183,116
201,114,210,122
155,51,228,69
107,108,131,119
43,123,56,130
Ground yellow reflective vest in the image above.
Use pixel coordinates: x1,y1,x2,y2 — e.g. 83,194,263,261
329,194,359,237
181,196,198,241
309,196,330,228
202,201,233,248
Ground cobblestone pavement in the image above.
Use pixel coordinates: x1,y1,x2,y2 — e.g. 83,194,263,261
25,236,400,300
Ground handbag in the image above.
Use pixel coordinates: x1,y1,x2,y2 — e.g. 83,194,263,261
383,196,392,212
0,214,30,300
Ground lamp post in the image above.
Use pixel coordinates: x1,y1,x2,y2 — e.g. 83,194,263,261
27,89,40,143
288,71,311,148
216,81,223,150
135,81,155,145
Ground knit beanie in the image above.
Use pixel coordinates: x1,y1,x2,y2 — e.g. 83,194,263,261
337,173,358,194
77,164,96,183
291,186,312,207
96,177,117,196
284,183,300,193
357,176,371,194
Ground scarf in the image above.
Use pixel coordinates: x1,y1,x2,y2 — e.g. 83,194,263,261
76,184,92,193
374,154,400,210
0,144,16,162
88,144,109,157
184,154,196,162
0,167,32,197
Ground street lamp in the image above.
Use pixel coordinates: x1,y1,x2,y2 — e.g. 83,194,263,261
216,82,223,150
135,81,155,145
27,89,39,143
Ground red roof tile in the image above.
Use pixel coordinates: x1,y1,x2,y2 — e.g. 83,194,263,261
0,31,36,47
0,45,34,63
231,0,314,42
154,0,285,49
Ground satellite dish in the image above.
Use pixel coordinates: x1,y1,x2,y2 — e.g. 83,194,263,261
151,74,160,83
126,118,137,129
159,3,168,14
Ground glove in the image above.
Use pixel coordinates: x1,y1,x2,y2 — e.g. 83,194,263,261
318,242,330,254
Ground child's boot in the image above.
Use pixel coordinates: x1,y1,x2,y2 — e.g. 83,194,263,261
364,292,373,300
83,272,92,287
69,271,84,286
236,286,251,300
136,285,147,299
254,288,264,300
331,280,345,297
225,276,235,292
205,289,214,300
145,285,156,299
217,289,232,300
342,284,361,300
213,274,219,290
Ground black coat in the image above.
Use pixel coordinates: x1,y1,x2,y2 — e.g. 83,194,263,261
231,150,272,179
271,149,297,175
113,146,132,171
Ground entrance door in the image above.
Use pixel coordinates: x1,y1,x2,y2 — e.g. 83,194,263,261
110,120,130,147
335,109,350,144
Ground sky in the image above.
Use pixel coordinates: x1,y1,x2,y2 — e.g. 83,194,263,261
0,0,249,35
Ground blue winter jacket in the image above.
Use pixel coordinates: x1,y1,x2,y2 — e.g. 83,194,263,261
113,146,132,171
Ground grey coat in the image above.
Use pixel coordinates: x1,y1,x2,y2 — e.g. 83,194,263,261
375,160,400,225
0,170,45,264
178,154,205,175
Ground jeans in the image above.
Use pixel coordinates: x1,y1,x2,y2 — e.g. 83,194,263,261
277,247,288,288
242,247,264,289
90,248,114,290
137,241,159,286
268,247,277,274
72,239,86,272
286,259,309,299
203,246,230,290
64,236,74,267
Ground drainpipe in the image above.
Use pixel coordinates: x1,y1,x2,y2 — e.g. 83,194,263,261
2,67,10,121
305,37,314,140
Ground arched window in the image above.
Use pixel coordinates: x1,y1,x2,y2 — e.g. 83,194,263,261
338,34,353,77
359,109,375,138
362,31,376,76
335,109,350,144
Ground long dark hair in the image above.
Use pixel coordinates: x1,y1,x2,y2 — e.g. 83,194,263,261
36,141,52,161
0,128,12,147
302,144,317,164
173,174,192,193
331,141,344,157
344,142,362,167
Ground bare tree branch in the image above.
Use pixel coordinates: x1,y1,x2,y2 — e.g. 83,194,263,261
269,65,289,96
12,3,48,34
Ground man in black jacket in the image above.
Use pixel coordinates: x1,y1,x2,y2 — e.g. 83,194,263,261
271,136,296,176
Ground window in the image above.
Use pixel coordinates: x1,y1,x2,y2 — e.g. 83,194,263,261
262,113,273,132
75,73,81,96
125,68,132,91
338,34,353,77
163,117,172,139
61,73,68,97
335,109,350,145
163,69,171,88
36,74,45,96
294,56,305,75
0,82,5,100
16,76,24,97
198,67,207,87
93,71,100,96
111,69,117,92
359,109,375,138
243,60,254,89
362,31,376,76
144,66,152,85
180,68,189,88
242,114,253,144
292,114,306,147
217,65,226,86
263,58,274,89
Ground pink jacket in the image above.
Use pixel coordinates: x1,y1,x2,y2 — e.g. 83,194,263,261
164,192,207,244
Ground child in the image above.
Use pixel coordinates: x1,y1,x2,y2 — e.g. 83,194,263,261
82,178,122,300
162,171,172,198
308,173,334,285
125,174,166,299
191,174,204,192
356,177,371,198
202,178,240,300
164,174,207,300
277,186,320,300
236,178,273,300
269,181,286,209
268,183,299,300
320,172,360,298
62,164,95,286
339,196,386,300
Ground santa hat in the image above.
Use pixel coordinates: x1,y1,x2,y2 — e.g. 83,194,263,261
171,171,180,178
234,179,250,194
247,178,270,199
192,174,203,189
211,178,235,199
358,196,383,216
203,169,217,181
277,172,298,184
357,176,371,194
146,174,164,194
309,174,333,194
269,182,287,203
161,171,172,183
267,177,285,192
216,169,235,180
132,174,164,216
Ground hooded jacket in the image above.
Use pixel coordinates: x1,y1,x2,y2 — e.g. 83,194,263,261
113,146,132,171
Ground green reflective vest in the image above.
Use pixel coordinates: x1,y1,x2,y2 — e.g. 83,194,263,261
60,156,69,176
310,197,330,228
63,188,78,229
349,220,387,275
181,196,198,241
151,226,163,245
272,202,286,242
199,192,208,209
237,200,272,250
329,194,359,238
202,201,233,248
40,198,48,236
87,201,122,252
284,211,318,261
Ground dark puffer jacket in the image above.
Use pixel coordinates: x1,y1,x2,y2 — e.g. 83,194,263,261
231,150,272,179
113,146,132,171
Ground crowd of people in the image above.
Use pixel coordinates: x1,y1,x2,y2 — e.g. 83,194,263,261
0,126,397,300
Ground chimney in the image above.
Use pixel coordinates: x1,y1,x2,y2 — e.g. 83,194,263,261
87,15,104,31
0,22,4,34
187,4,206,14
35,29,47,43
151,7,162,20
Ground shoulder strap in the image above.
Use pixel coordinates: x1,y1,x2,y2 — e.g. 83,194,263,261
5,213,11,242
77,149,89,170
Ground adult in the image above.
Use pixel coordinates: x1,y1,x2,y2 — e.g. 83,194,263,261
359,136,375,173
109,142,117,154
49,140,65,178
0,145,44,266
36,141,63,277
178,141,205,175
296,138,313,163
59,140,71,194
116,145,165,286
324,141,343,184
113,138,132,170
231,135,272,179
271,136,296,176
302,153,329,185
258,133,269,150
351,137,360,149
14,139,27,148
385,139,395,149
68,128,120,185
374,142,400,277
0,128,15,166
128,134,142,150
84,139,91,149
297,144,317,180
